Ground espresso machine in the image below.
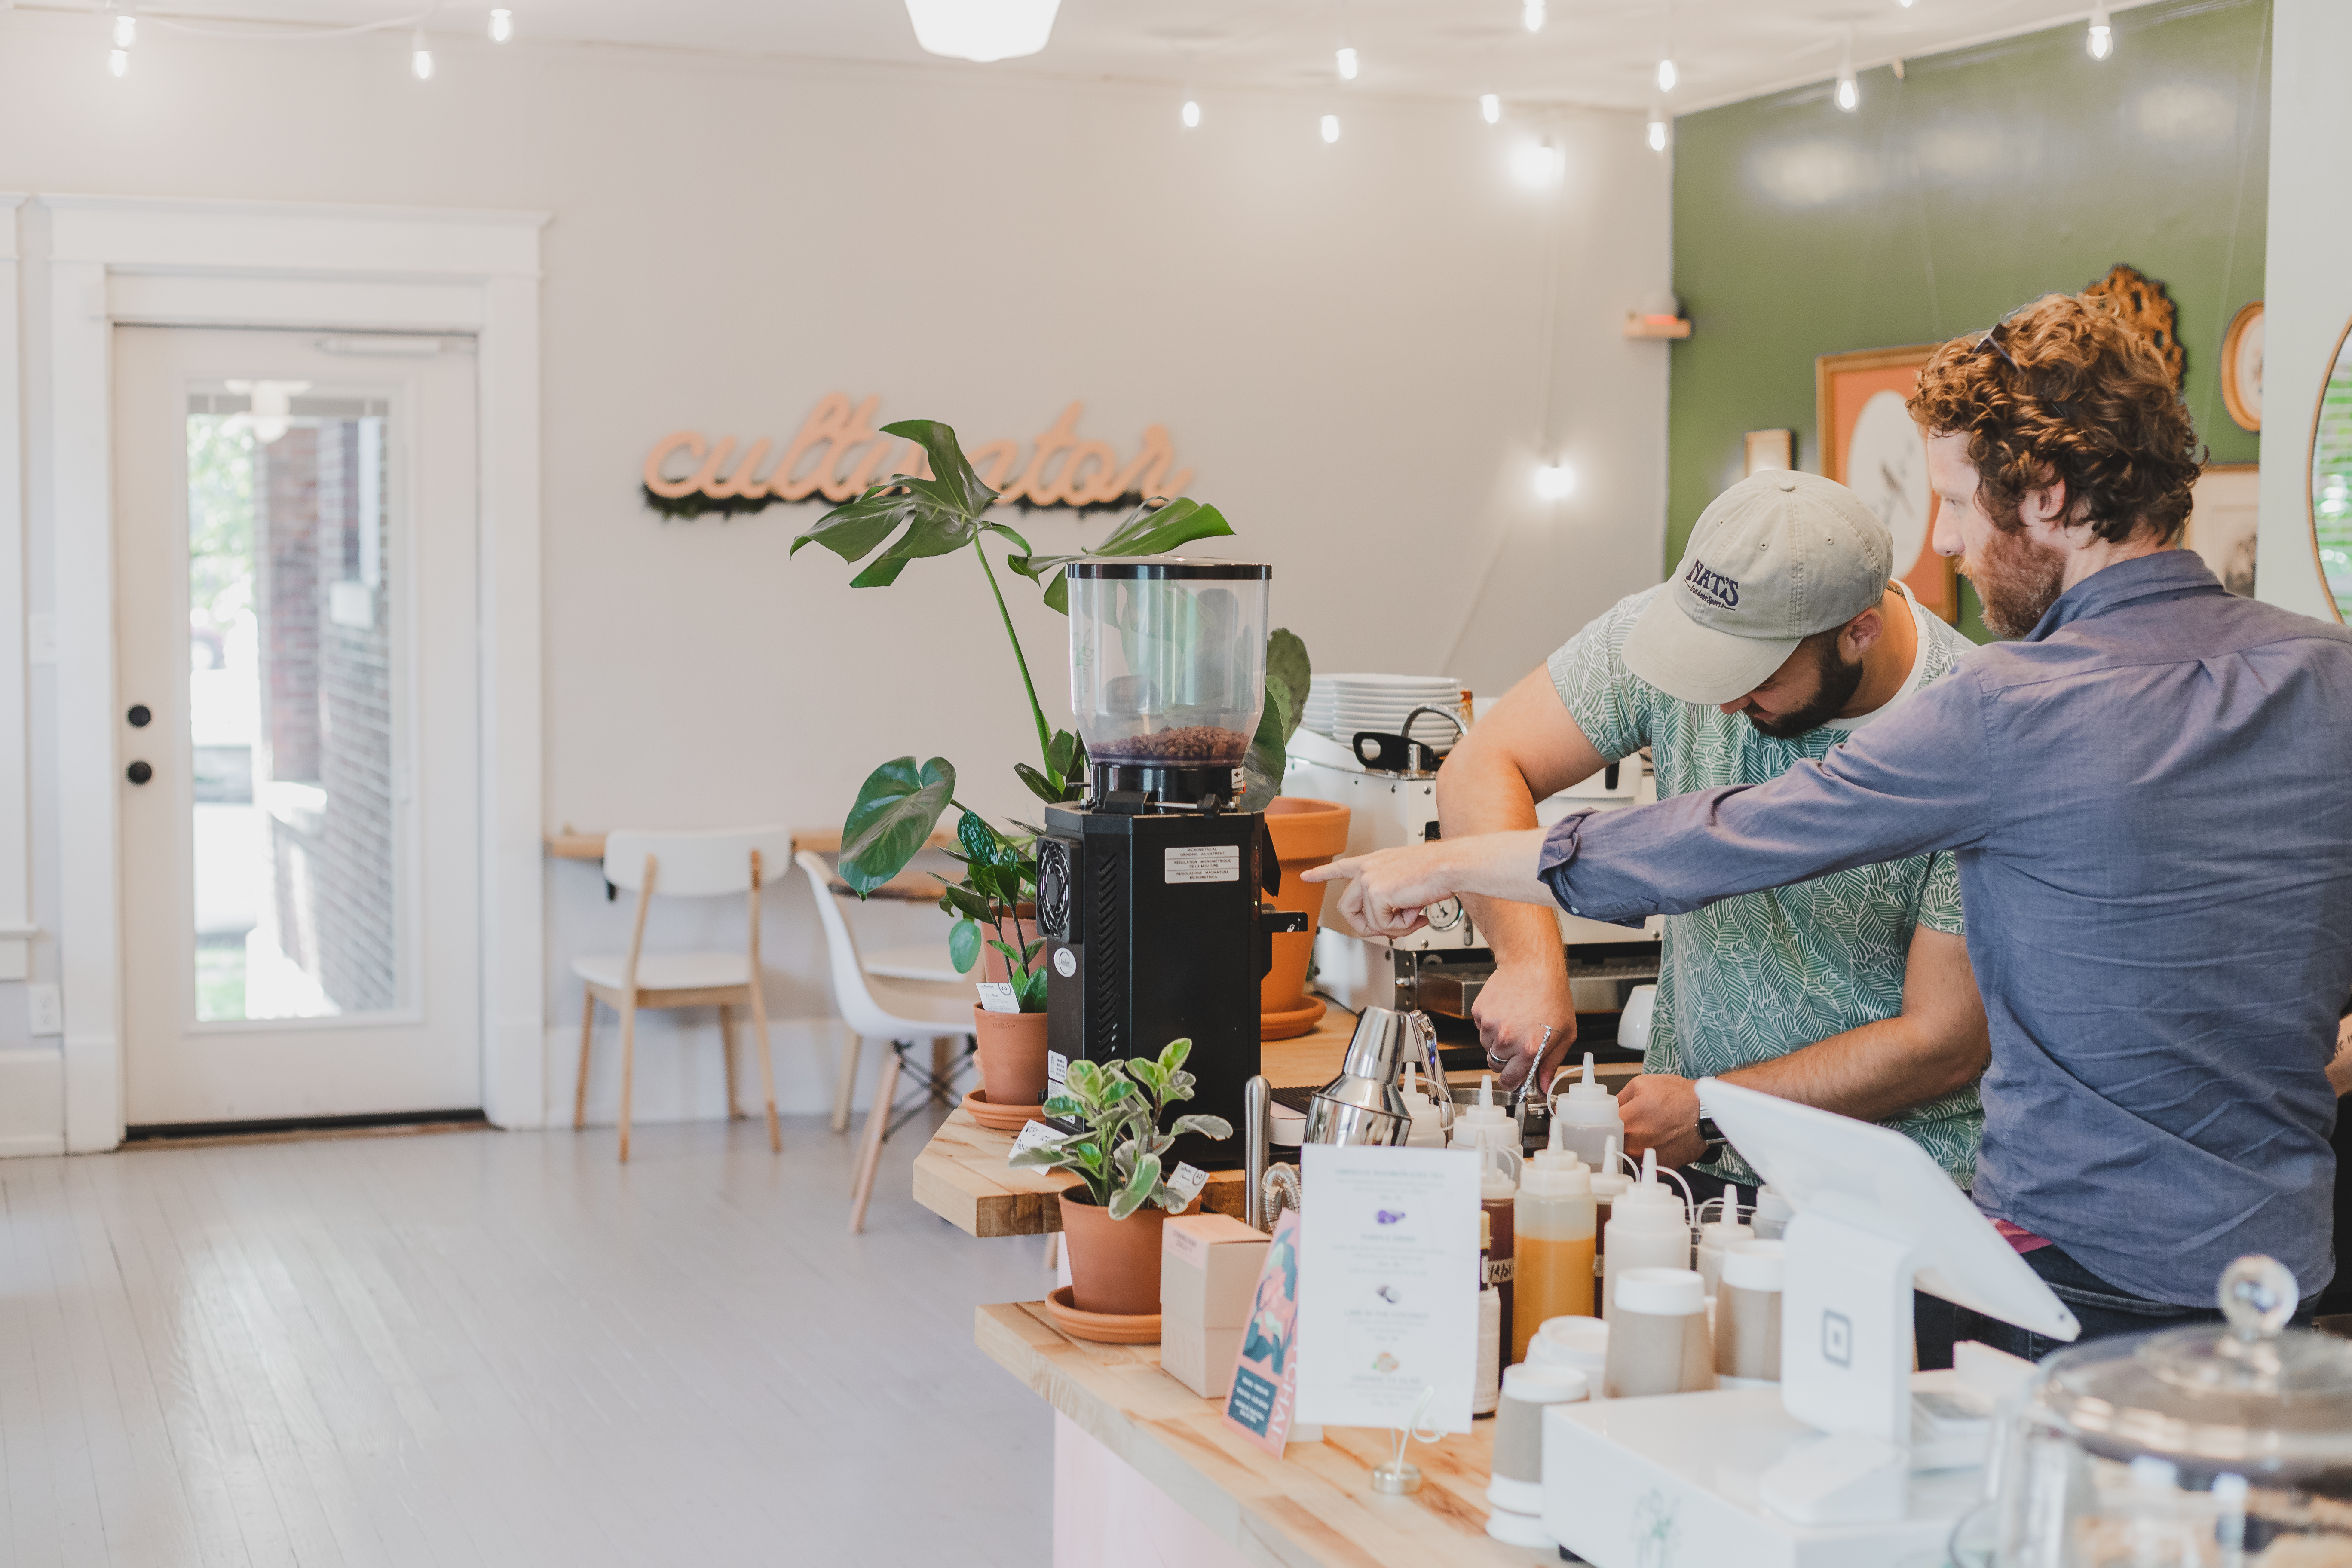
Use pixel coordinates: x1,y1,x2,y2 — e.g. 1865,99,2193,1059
1036,560,1306,1168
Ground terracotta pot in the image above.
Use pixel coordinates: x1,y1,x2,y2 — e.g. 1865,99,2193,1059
976,917,1042,986
1260,796,1352,1038
973,1004,1050,1106
1058,1191,1170,1316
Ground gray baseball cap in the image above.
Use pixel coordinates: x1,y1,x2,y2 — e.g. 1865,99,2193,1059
1623,471,1893,706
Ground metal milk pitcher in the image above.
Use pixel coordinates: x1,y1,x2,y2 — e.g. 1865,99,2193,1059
1305,1006,1446,1147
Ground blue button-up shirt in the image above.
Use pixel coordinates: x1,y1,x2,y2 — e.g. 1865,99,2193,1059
1540,551,2352,1306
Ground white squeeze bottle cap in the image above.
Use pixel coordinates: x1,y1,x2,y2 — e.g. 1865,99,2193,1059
1589,1133,1632,1200
1613,1148,1687,1226
1479,1143,1519,1200
1401,1063,1448,1148
1521,1109,1592,1197
1555,1054,1619,1126
1453,1073,1517,1153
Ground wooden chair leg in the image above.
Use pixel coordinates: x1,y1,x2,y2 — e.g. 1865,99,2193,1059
832,1035,862,1135
849,1046,902,1234
617,991,640,1164
931,1036,955,1108
574,988,597,1130
720,1004,742,1120
750,985,780,1155
1044,1231,1061,1271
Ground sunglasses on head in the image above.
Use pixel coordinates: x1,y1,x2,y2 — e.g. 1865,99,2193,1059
1975,314,2024,371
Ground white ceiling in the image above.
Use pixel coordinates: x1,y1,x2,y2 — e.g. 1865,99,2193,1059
109,0,2154,114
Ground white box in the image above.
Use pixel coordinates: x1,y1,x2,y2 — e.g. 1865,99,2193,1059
1160,1214,1269,1329
1161,1323,1246,1399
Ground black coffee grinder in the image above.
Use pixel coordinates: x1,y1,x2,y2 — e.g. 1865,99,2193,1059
1035,560,1305,1168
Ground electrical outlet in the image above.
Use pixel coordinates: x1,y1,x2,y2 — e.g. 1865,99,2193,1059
26,983,61,1038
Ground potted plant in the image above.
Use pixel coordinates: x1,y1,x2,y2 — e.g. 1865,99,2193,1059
941,810,1051,1104
1009,1039,1233,1315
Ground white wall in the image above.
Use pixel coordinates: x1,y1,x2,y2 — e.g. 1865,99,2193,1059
2255,0,2346,622
0,13,1670,1131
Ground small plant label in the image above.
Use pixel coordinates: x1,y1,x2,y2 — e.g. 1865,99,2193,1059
1165,1162,1209,1210
1007,1121,1060,1163
975,982,1020,1014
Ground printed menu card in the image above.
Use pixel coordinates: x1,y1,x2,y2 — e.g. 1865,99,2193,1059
1294,1144,1479,1433
1221,1206,1304,1456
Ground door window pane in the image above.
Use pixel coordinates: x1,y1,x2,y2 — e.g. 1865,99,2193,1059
188,388,399,1021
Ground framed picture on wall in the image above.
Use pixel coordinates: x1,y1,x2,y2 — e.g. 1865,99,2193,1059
1816,345,1962,623
2183,462,2260,597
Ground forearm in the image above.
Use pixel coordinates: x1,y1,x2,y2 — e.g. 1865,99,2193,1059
1437,750,1565,967
1719,1014,1985,1124
1436,830,1556,909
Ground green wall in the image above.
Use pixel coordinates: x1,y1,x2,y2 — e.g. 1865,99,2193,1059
1667,0,2271,639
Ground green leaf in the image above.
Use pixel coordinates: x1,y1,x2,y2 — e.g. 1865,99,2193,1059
1266,629,1311,745
847,507,980,588
1167,1113,1234,1142
1157,1038,1194,1075
879,419,998,518
1109,1152,1162,1221
935,881,993,924
956,809,999,865
1015,965,1050,1013
1014,762,1067,805
838,756,956,895
1240,674,1292,813
949,919,981,974
789,489,919,565
1006,496,1238,609
981,521,1034,556
1048,729,1087,787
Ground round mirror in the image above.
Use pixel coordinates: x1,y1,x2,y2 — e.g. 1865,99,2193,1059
2313,315,2352,621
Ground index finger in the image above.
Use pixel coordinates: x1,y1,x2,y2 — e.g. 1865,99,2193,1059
1299,858,1363,883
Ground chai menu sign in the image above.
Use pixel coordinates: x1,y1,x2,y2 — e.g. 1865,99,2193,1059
1222,1206,1303,1457
641,396,1194,518
1294,1144,1479,1434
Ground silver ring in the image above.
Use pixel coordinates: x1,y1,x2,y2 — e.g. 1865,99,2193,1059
1486,1047,1509,1066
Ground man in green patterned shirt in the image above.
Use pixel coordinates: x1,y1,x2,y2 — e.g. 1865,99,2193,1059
1426,470,1990,1194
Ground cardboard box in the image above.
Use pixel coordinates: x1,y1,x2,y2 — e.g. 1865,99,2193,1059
1162,1322,1246,1400
1161,1214,1271,1330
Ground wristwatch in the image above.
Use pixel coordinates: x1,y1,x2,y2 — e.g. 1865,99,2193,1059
1695,1116,1728,1160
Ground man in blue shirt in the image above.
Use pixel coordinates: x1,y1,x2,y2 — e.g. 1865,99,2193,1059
1309,292,2352,1351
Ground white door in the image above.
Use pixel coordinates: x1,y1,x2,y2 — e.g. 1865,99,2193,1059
114,326,482,1127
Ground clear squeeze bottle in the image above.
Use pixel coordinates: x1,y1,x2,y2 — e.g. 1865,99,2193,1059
1551,1053,1624,1171
1400,1063,1449,1148
1693,1190,1753,1299
1599,1148,1690,1320
1512,1116,1596,1362
1479,1144,1521,1365
1475,1210,1502,1416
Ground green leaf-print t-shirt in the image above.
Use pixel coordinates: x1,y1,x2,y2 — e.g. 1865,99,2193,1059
1547,584,1982,1188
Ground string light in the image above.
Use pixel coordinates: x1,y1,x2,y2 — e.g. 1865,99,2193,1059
1534,461,1577,500
1336,46,1357,80
1522,0,1545,33
1647,107,1672,152
489,9,514,43
2086,3,2113,58
1320,113,1341,144
1656,58,1676,93
1479,92,1501,125
1182,96,1200,129
411,28,434,79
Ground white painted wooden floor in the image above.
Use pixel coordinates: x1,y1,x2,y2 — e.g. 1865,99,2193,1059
0,1112,1056,1566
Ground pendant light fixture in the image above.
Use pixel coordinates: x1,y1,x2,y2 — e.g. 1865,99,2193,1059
1480,92,1501,125
1522,0,1546,34
111,11,137,47
2086,3,2113,58
1181,95,1200,129
1336,46,1358,80
1834,29,1859,112
1647,107,1671,153
410,28,434,79
1534,460,1577,500
1320,113,1341,144
108,46,129,75
903,0,1062,63
489,9,514,43
1656,57,1676,93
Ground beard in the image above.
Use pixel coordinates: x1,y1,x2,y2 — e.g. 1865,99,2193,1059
1742,634,1868,739
1963,524,2068,639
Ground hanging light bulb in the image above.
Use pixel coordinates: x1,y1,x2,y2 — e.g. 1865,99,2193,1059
1834,29,1858,112
1181,96,1200,129
1479,92,1501,125
411,28,434,79
1320,113,1341,144
1336,46,1358,80
1656,57,1677,93
111,12,137,48
1897,0,1915,7
903,0,1062,63
489,9,514,43
108,46,129,75
1647,107,1671,152
1523,0,1545,33
1534,460,1577,500
2086,3,2113,58
1511,138,1562,187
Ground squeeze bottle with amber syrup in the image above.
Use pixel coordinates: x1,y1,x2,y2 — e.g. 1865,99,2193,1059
1511,1115,1596,1363
1455,1076,1522,1362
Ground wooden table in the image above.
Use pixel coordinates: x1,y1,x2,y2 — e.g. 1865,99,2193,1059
913,1011,1363,1237
544,825,958,902
977,1301,1547,1568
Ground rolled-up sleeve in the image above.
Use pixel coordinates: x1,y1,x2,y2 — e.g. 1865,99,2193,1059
1539,667,1996,920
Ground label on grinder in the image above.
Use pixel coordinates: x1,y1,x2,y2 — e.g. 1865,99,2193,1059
1046,1050,1069,1088
1164,845,1241,884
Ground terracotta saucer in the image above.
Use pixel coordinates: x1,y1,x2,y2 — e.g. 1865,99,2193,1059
961,1089,1045,1134
1259,998,1327,1040
1045,1285,1162,1344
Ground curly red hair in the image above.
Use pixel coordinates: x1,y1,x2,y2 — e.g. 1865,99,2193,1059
1907,292,2203,546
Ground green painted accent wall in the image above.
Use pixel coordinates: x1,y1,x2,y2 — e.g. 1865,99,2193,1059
1667,0,2271,640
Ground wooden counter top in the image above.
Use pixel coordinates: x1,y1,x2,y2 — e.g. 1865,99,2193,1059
914,1011,1364,1238
976,1301,1547,1568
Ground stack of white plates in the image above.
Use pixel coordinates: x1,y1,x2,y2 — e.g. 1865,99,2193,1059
1311,673,1465,750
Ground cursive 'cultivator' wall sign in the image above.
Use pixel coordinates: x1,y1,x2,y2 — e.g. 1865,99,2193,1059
641,396,1195,519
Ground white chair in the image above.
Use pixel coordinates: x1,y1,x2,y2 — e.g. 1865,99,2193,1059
794,850,976,1233
574,827,796,1163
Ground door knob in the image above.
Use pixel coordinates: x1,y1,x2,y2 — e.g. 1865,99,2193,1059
126,704,152,728
126,761,153,785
